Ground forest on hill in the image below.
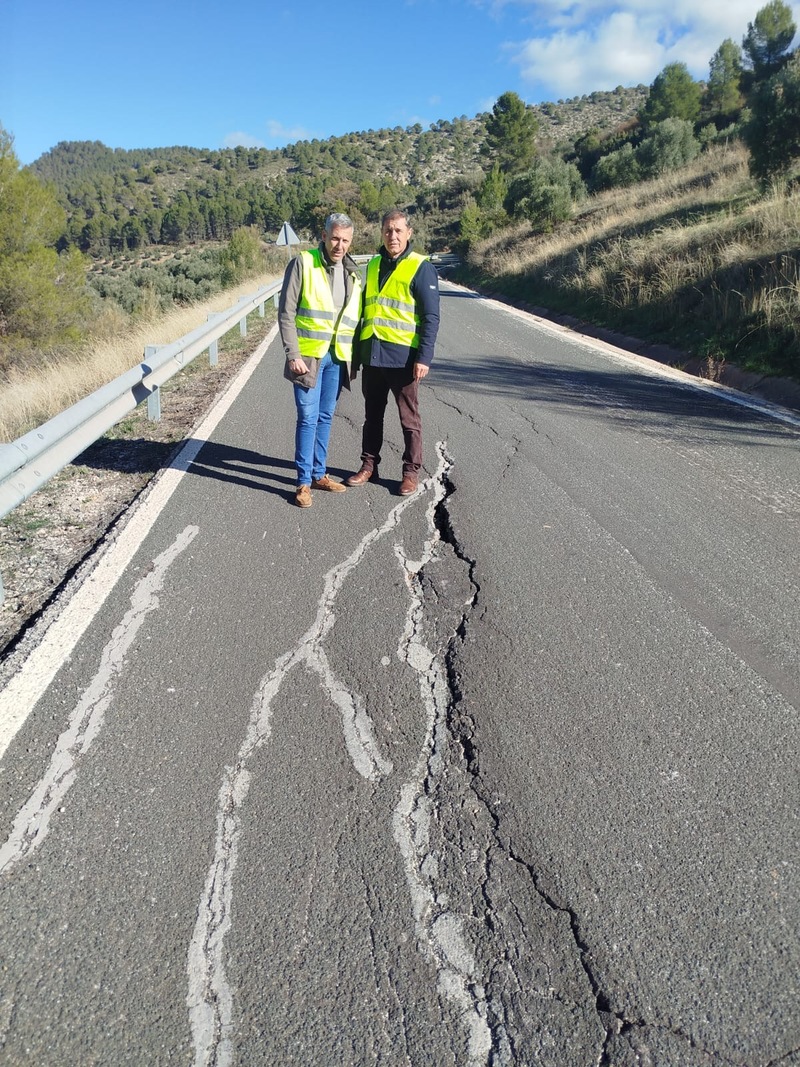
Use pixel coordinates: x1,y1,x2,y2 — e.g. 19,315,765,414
1,0,800,420
28,85,646,257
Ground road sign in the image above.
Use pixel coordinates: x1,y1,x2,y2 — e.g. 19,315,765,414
275,221,300,246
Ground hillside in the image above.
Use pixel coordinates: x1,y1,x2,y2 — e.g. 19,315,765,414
456,141,800,382
29,87,648,255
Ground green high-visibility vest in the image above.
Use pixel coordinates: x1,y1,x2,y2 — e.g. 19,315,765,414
361,252,427,349
295,249,361,362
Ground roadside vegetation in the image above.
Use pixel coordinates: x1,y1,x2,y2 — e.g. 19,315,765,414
454,0,800,379
458,142,800,377
1,0,799,445
0,270,281,442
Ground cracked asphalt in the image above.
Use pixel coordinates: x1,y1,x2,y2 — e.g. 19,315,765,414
0,283,798,1066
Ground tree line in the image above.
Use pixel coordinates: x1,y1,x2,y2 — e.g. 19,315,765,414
28,120,487,257
460,0,800,246
2,0,800,370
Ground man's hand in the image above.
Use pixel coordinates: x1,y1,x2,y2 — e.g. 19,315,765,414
413,362,429,381
350,365,359,381
289,357,309,374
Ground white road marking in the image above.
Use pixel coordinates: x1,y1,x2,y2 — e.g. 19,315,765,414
187,483,434,1067
392,442,496,1065
0,326,278,760
0,526,198,875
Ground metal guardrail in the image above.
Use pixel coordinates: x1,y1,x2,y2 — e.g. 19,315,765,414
0,279,281,602
429,253,460,268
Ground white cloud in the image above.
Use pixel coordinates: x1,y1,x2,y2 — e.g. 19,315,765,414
265,119,313,143
512,12,662,96
221,131,266,149
496,0,800,97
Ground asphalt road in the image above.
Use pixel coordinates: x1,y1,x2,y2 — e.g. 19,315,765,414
0,282,798,1067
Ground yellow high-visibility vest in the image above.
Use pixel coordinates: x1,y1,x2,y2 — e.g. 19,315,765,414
295,249,361,361
361,252,427,349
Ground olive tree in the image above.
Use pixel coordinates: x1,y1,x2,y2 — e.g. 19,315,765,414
505,157,586,230
590,143,641,191
637,118,700,178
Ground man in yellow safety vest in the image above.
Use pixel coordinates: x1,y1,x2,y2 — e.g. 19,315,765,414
346,209,440,496
279,212,361,508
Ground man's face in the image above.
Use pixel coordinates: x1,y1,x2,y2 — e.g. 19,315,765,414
382,216,412,259
324,224,353,263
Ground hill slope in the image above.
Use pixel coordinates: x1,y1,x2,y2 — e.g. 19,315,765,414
30,87,648,254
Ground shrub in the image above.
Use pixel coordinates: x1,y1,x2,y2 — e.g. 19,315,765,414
637,119,700,178
505,158,586,231
219,226,264,286
590,143,641,191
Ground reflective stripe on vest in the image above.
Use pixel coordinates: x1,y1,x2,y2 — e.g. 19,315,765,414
295,249,362,361
361,252,427,349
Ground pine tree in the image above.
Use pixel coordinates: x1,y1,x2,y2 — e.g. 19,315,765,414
707,39,745,120
483,91,539,174
641,63,702,127
742,0,797,79
743,52,800,182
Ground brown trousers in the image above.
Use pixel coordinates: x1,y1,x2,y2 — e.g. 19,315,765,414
359,364,422,475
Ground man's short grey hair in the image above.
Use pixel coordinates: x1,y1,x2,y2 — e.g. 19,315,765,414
381,208,411,228
324,212,354,233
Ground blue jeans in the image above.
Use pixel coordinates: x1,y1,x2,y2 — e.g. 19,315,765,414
293,349,343,486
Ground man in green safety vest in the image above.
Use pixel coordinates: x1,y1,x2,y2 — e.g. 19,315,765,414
346,209,440,496
279,212,362,508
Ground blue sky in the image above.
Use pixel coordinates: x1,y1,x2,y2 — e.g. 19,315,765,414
3,0,798,165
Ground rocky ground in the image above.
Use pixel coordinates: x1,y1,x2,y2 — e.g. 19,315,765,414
0,317,274,660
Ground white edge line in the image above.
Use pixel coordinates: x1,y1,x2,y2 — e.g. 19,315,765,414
0,325,279,757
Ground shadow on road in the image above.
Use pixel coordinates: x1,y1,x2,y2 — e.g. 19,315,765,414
76,438,301,495
187,443,297,494
76,437,367,498
430,354,798,444
186,443,358,499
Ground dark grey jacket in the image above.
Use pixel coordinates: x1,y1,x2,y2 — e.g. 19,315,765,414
279,243,360,390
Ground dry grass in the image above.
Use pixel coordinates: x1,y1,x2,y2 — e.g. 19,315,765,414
0,273,281,443
477,144,754,277
467,142,800,373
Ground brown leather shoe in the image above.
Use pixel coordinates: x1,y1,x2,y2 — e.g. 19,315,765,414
295,485,312,508
311,474,346,493
346,463,377,487
398,475,418,496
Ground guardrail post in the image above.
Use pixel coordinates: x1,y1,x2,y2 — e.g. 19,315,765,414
144,345,162,421
258,301,265,318
272,292,279,308
207,313,219,366
239,313,248,339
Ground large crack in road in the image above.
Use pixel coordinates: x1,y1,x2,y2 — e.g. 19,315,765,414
430,467,784,1066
